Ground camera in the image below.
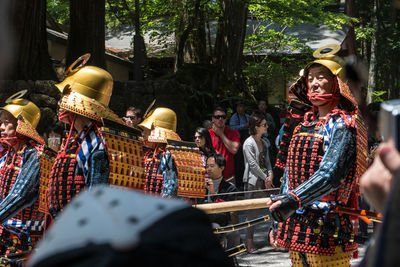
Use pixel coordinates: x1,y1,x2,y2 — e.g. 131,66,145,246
380,99,400,150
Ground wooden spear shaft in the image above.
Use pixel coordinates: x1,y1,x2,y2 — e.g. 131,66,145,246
193,197,272,214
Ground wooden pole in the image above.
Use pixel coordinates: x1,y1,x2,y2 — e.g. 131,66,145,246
193,197,272,214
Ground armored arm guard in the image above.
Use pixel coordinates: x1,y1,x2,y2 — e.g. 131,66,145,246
88,150,109,188
0,147,40,223
271,121,357,222
161,151,178,198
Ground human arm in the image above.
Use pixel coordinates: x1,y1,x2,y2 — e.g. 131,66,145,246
211,181,237,202
88,150,109,187
270,121,357,221
263,140,274,188
213,126,240,155
161,151,178,198
0,148,40,223
205,178,216,194
360,141,400,212
243,140,268,181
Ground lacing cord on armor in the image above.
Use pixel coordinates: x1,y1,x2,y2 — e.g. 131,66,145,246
0,138,25,172
289,191,302,209
93,123,108,155
292,212,368,244
58,112,77,157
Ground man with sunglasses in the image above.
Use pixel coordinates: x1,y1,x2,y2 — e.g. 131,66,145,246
209,107,240,182
123,106,142,128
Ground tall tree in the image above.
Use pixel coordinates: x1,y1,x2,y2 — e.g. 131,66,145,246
174,0,202,70
9,0,57,80
67,0,106,68
133,0,144,80
214,0,248,90
367,0,377,103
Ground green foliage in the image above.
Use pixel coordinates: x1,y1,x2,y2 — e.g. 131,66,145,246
106,0,135,29
243,0,343,102
355,0,400,100
354,25,375,42
47,0,352,104
372,90,387,102
47,0,69,25
248,0,348,28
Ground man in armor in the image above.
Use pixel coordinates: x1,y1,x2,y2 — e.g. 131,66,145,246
46,54,124,221
269,44,368,266
139,107,182,198
139,107,205,200
0,92,45,254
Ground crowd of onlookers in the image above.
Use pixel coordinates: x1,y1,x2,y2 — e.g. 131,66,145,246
38,100,285,253
37,99,387,255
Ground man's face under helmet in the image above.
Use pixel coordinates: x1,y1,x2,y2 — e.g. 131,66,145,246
290,44,358,111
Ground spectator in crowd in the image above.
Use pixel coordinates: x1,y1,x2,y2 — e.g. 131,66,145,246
194,127,215,179
195,127,215,158
229,101,250,190
209,107,240,182
205,153,240,248
229,101,250,133
123,106,142,128
258,99,279,165
243,111,273,253
203,120,213,130
46,122,64,152
257,99,276,136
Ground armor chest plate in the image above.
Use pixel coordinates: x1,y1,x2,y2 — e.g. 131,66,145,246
47,144,85,217
143,151,163,195
286,124,325,190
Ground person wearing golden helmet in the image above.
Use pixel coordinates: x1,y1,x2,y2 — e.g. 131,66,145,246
268,44,368,266
139,107,182,198
46,54,124,220
0,90,45,254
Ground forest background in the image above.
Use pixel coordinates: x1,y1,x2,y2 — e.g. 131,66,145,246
2,0,399,139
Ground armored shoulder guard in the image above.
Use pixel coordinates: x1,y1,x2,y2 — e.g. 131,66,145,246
166,139,206,198
101,119,146,190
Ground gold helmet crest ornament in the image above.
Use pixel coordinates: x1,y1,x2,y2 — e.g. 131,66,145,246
304,44,346,81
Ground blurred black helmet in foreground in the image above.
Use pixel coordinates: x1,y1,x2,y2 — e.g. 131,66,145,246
29,186,232,267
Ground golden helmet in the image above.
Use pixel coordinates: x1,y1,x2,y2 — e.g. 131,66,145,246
57,54,123,125
55,54,113,106
139,107,177,132
304,44,346,81
1,90,44,144
2,90,40,127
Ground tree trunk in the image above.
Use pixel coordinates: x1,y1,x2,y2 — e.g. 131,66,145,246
187,5,207,64
174,0,201,71
133,0,144,81
9,0,57,80
345,0,357,56
367,0,377,104
214,0,248,90
67,0,106,69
